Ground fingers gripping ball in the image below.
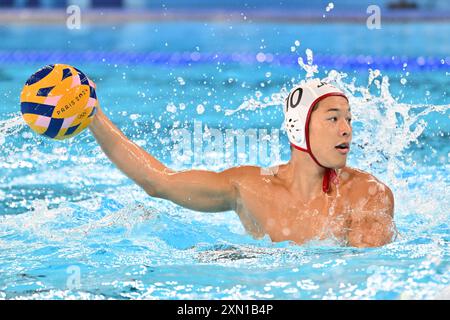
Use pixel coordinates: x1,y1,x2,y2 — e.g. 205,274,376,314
20,64,98,140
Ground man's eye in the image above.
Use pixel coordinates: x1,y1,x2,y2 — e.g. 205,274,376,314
347,118,352,123
329,117,337,122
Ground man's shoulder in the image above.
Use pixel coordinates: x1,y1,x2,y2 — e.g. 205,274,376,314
341,167,394,215
223,164,288,191
341,167,393,199
341,166,385,185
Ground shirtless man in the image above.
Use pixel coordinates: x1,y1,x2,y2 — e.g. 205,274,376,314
89,80,396,248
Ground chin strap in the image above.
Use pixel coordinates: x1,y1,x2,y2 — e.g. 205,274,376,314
291,143,339,193
323,168,339,193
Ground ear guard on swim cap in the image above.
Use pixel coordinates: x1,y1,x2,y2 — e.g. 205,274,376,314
283,79,348,193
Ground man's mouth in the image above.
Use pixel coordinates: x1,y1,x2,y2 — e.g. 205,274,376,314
335,142,350,154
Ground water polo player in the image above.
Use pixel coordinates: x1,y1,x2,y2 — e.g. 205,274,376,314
89,79,396,248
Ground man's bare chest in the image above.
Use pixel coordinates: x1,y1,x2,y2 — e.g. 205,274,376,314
236,188,352,244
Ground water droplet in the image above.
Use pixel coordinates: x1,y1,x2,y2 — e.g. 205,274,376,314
197,104,205,114
177,77,185,86
166,103,177,113
340,171,349,180
256,52,266,62
22,132,33,139
326,2,334,12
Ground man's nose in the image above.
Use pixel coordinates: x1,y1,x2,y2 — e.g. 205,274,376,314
339,119,352,137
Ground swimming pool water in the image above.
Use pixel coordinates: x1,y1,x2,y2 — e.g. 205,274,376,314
0,21,449,299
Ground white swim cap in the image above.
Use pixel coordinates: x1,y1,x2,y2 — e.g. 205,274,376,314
284,79,348,192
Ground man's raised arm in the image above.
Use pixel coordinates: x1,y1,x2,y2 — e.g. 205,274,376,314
89,107,241,212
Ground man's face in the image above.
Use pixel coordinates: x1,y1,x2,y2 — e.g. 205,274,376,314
309,96,352,169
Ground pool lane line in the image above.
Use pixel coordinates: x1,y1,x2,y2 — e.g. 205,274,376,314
0,51,449,70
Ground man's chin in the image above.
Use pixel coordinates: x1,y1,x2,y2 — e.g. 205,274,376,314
332,160,347,170
320,155,347,170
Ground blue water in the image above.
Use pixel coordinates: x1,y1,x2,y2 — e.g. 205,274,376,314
0,21,449,299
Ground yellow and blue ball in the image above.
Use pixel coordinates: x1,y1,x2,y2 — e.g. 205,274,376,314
20,64,98,140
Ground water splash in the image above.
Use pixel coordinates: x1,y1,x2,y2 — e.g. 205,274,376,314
324,68,449,185
297,49,318,79
224,90,287,116
0,113,23,145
